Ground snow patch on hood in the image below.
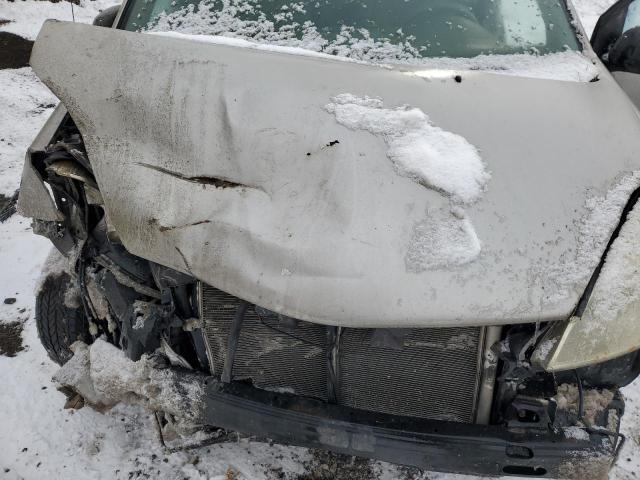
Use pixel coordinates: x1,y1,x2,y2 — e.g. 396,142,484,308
584,200,640,330
325,93,489,270
325,94,489,205
404,51,598,83
151,31,598,82
545,172,640,304
405,208,481,271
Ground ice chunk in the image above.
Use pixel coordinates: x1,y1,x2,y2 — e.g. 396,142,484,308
564,426,590,441
54,339,207,433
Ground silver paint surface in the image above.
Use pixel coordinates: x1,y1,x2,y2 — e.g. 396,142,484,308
28,20,640,327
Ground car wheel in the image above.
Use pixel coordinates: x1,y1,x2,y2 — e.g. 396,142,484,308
35,272,91,365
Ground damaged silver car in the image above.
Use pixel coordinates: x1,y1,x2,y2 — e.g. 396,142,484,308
17,0,640,477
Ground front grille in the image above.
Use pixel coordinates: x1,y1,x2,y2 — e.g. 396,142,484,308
200,283,483,422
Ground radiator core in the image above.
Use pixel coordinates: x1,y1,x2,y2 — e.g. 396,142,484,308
200,284,484,422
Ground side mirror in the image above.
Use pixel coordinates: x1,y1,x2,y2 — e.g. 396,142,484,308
93,5,122,28
608,26,640,73
592,0,640,73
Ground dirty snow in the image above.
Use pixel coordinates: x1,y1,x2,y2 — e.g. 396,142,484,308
37,246,68,277
55,339,207,428
555,383,616,427
564,426,591,441
1,0,640,479
34,246,68,293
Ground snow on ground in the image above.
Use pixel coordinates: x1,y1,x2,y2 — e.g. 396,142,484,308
0,68,57,195
0,0,115,40
572,0,617,37
0,0,638,479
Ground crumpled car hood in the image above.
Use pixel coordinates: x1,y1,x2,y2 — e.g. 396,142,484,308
29,20,640,327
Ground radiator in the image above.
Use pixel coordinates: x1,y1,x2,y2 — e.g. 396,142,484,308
200,284,485,423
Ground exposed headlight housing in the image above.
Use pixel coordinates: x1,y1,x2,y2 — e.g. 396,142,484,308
532,202,640,371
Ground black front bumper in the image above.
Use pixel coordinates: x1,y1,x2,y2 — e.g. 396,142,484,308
203,381,617,479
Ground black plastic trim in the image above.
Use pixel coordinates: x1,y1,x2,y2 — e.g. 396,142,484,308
203,381,615,478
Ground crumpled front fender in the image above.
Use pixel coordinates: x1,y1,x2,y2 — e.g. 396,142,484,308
17,104,66,222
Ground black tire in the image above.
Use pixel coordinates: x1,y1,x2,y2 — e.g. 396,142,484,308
35,272,91,365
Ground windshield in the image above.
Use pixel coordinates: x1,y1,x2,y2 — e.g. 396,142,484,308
121,0,580,60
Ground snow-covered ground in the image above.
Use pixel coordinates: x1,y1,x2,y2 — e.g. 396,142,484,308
572,0,617,38
0,0,116,39
1,1,638,479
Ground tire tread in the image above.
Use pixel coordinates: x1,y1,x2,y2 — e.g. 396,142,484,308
35,273,90,365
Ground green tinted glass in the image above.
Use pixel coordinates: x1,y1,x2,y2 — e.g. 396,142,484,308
122,0,580,59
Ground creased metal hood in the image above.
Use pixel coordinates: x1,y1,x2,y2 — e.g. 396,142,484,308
30,20,640,328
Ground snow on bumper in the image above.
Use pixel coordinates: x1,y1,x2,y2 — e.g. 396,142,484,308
53,339,620,478
54,339,207,429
